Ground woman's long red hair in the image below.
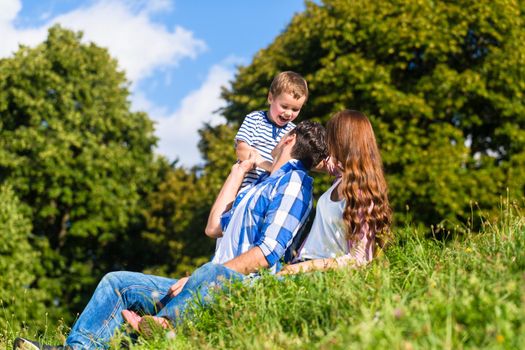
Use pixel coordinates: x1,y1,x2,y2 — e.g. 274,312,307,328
326,110,392,249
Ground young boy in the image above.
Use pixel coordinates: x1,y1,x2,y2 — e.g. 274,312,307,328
235,71,308,187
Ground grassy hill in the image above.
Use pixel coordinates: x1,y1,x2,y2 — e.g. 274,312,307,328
4,204,524,349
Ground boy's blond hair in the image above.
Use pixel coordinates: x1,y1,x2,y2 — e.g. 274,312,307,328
269,71,308,102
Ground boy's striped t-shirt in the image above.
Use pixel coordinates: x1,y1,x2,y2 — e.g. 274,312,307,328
235,110,295,187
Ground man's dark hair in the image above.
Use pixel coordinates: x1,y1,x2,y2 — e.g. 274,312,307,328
289,121,328,170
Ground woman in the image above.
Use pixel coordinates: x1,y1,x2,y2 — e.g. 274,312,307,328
279,109,392,274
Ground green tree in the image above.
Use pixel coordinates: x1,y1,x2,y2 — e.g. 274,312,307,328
0,25,158,314
197,123,238,190
140,165,210,276
0,185,61,333
220,0,525,228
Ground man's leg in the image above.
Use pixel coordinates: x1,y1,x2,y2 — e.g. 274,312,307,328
65,271,177,350
156,263,245,323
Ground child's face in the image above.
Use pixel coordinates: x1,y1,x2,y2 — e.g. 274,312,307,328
267,92,306,127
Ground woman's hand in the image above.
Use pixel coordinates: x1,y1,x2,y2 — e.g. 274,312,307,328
325,156,343,177
312,156,342,177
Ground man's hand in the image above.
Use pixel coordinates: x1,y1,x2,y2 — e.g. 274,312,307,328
168,277,189,297
234,151,257,173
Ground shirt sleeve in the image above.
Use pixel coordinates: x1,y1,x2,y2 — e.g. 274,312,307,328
255,171,313,267
220,209,232,232
220,185,252,232
235,112,262,146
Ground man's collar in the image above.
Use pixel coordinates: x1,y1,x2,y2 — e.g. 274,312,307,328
269,159,307,178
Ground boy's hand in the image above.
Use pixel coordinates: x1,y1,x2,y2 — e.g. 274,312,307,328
312,158,327,173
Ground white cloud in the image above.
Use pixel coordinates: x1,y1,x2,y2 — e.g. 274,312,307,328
140,0,173,14
0,0,206,84
0,0,47,58
0,0,21,22
53,1,205,84
152,63,235,166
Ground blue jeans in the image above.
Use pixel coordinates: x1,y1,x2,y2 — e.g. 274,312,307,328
65,263,244,349
156,262,244,321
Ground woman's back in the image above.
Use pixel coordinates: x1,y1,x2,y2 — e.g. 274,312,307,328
297,179,374,265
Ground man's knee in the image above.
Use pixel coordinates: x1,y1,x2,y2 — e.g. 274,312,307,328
99,271,137,289
190,263,243,290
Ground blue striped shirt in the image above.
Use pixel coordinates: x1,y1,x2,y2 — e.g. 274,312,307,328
212,160,313,274
235,111,295,187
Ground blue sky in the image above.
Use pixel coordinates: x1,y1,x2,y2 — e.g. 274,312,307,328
0,0,306,166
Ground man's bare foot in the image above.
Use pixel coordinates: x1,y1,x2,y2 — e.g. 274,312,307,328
138,315,171,338
122,310,142,332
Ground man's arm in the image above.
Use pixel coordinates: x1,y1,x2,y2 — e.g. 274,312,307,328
204,155,256,238
222,169,312,275
223,246,268,275
169,246,267,297
248,170,313,272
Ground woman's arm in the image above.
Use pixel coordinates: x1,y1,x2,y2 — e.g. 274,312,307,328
277,256,358,275
204,154,256,238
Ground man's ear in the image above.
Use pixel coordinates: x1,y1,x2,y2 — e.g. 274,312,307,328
284,133,296,145
267,92,273,105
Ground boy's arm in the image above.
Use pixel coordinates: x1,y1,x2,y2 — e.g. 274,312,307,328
204,154,256,238
236,141,272,171
235,140,254,161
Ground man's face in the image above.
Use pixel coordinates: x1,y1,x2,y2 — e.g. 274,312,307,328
267,92,306,127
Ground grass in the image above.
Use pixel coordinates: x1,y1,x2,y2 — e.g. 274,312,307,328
129,204,525,350
2,203,524,349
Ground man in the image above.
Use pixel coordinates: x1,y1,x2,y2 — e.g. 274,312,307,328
14,121,327,350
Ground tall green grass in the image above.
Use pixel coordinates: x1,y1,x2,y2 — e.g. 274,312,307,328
131,204,524,350
3,204,523,349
